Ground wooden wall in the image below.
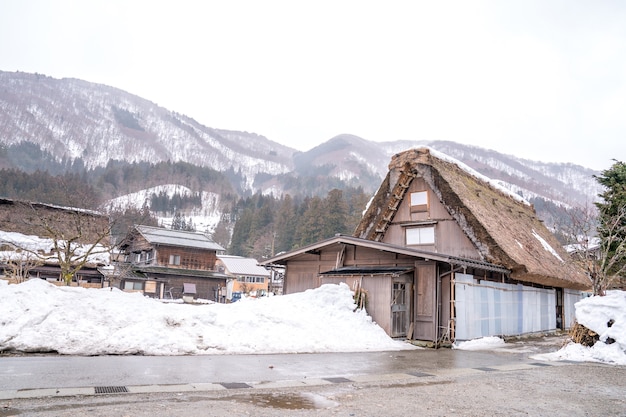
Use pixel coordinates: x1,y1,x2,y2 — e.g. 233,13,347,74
414,261,437,341
156,246,217,270
281,243,444,341
381,177,479,258
162,275,226,301
320,274,393,335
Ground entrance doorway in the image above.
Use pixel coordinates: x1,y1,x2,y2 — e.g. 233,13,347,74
391,279,411,337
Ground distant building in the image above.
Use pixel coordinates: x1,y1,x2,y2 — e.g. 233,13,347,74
216,255,270,298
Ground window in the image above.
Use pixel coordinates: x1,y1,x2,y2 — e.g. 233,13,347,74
124,281,143,290
406,226,435,245
410,191,429,212
169,254,181,265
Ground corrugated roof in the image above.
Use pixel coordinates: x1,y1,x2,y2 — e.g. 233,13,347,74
261,235,511,275
136,225,224,251
217,255,270,276
321,266,414,275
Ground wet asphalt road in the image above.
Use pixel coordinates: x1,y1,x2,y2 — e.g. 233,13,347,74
1,337,559,392
2,336,626,416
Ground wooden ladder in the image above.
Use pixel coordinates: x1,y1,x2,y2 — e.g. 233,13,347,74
371,165,416,241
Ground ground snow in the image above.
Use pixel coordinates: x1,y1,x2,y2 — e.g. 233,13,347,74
0,280,412,355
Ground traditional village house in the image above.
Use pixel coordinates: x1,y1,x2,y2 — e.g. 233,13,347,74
261,148,590,344
0,198,111,287
116,225,229,301
216,254,270,299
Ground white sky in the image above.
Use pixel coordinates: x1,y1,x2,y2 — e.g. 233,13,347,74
1,0,625,170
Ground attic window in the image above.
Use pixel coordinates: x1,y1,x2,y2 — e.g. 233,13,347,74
406,226,435,245
410,191,429,212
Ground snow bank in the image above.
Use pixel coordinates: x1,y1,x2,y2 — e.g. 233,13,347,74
533,291,626,365
0,280,412,355
452,336,506,351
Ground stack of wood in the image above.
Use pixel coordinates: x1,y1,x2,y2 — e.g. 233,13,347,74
569,321,599,347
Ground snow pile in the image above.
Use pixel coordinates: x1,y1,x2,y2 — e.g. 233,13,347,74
0,280,412,355
453,336,507,351
533,291,626,365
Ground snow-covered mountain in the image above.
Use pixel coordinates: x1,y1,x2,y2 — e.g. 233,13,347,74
0,71,294,191
0,70,601,211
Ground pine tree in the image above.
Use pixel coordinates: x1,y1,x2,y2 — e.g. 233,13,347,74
322,189,349,238
593,160,626,293
274,194,298,253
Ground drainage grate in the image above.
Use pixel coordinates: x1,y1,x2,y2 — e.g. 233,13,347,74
220,382,252,389
407,371,435,378
323,377,353,384
474,367,498,372
94,386,129,394
529,362,552,367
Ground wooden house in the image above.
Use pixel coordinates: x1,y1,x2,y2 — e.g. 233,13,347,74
0,198,111,287
117,225,229,301
261,148,590,343
216,255,270,298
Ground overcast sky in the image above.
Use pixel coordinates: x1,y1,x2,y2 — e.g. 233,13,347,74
1,1,625,170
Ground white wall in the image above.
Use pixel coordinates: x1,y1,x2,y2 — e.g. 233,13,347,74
454,273,582,341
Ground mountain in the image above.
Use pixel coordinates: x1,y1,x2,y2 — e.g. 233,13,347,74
0,71,295,190
0,70,602,224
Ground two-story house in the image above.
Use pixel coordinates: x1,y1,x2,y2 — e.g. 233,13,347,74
261,148,590,344
117,225,229,301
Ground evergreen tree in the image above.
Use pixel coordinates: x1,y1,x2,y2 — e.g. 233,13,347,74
593,160,626,292
172,211,184,230
322,189,349,238
229,208,253,255
274,194,298,253
295,196,325,247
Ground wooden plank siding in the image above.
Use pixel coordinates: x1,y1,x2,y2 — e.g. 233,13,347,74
381,177,479,258
156,246,217,271
162,275,225,301
321,275,393,336
414,261,437,341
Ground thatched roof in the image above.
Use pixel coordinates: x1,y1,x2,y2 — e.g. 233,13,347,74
355,147,590,290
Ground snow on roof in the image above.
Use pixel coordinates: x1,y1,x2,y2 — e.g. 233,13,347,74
532,229,564,262
217,255,269,276
136,225,224,252
420,146,531,206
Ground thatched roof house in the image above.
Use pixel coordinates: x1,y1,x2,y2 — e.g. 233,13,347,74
354,147,589,291
263,147,588,342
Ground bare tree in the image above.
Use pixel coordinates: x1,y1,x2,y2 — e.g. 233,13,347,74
594,204,626,294
2,250,42,283
3,201,113,286
36,204,112,286
564,202,626,295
